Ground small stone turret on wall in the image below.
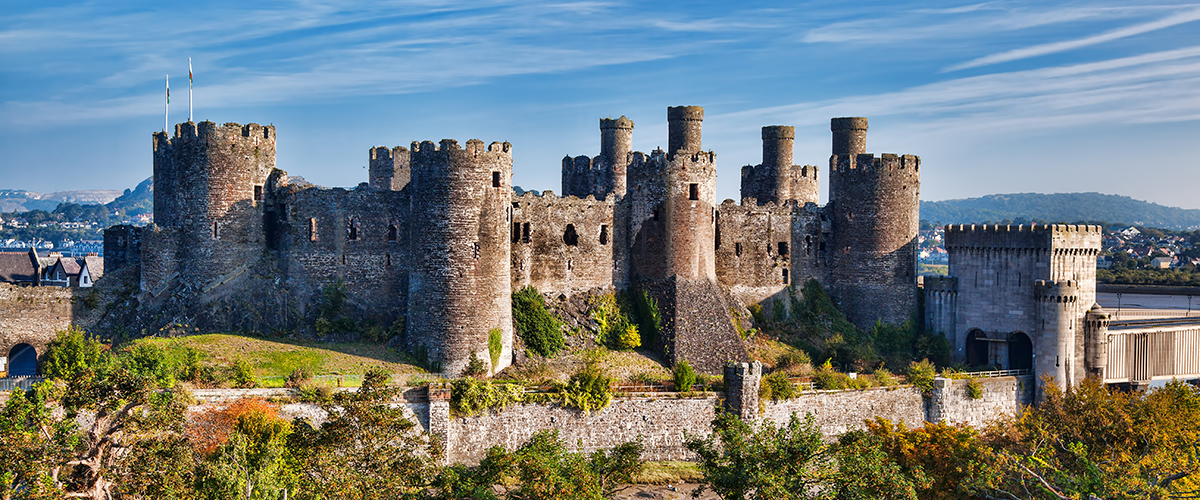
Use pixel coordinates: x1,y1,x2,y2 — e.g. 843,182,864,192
1085,304,1111,380
740,126,819,205
369,145,411,191
1035,279,1080,394
667,106,704,157
724,361,762,421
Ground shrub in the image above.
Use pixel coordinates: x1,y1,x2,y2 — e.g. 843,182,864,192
873,368,898,387
760,371,797,400
488,328,503,369
512,286,564,357
463,352,487,378
285,367,313,388
450,378,526,417
673,360,696,392
232,359,257,388
966,378,983,400
563,363,613,413
907,359,937,393
775,350,811,374
616,324,641,351
41,326,111,380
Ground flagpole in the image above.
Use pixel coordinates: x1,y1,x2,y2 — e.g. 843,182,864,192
188,58,193,122
165,74,170,132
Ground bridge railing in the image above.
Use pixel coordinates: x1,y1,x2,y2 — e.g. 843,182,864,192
0,376,45,392
1112,310,1199,321
958,369,1033,378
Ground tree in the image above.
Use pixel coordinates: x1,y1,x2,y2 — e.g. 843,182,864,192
686,412,833,500
40,326,111,380
289,369,437,499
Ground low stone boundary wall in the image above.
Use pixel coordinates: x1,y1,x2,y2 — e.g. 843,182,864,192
762,385,925,436
927,375,1034,426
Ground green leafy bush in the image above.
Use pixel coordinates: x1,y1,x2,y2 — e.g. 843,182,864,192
873,368,898,387
488,328,503,369
775,350,811,374
41,326,111,380
673,360,696,392
760,371,797,400
563,363,613,413
512,286,564,357
463,352,487,378
450,378,527,417
906,359,937,393
966,378,983,400
232,359,257,388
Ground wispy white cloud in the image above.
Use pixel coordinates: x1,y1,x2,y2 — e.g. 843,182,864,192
945,6,1200,71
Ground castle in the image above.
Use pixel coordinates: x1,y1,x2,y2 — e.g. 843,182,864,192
105,106,922,376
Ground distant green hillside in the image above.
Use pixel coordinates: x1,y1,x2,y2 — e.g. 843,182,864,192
921,193,1200,230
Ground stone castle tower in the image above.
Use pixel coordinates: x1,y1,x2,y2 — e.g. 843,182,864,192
113,105,925,376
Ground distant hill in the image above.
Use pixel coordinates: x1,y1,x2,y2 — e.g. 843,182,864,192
0,188,124,212
107,177,153,215
921,193,1200,230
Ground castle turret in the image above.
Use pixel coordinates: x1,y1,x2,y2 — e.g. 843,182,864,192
831,117,868,156
1085,303,1111,380
827,118,920,329
1036,280,1080,395
667,106,703,157
407,138,514,376
599,116,634,198
369,146,411,191
740,126,819,205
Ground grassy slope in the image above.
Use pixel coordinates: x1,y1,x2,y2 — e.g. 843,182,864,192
134,334,424,387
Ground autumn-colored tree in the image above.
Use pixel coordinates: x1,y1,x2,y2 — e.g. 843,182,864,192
982,378,1200,499
192,398,295,499
860,418,999,499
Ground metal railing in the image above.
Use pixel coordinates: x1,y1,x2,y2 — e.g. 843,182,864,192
956,369,1032,378
1112,310,1199,321
0,376,45,391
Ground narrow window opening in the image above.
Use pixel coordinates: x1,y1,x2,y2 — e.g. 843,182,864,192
342,254,346,265
492,171,501,188
512,222,521,244
474,242,480,260
735,242,742,257
563,224,579,246
778,242,789,257
689,183,699,200
387,224,398,242
714,225,721,249
599,225,609,245
386,254,392,266
212,222,219,239
348,218,359,241
782,268,789,284
254,185,263,205
522,223,531,243
567,259,573,271
805,235,812,255
653,209,660,221
309,218,318,241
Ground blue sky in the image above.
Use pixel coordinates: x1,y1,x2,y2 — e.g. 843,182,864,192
2,1,1200,209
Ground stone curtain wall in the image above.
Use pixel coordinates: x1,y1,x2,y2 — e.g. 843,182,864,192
509,192,616,295
926,376,1034,427
761,386,926,436
0,284,75,365
715,200,794,307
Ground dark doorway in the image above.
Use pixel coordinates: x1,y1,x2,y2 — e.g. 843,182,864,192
966,329,988,367
1009,332,1033,370
8,343,36,376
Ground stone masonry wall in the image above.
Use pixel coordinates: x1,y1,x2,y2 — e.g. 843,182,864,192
0,283,75,368
715,200,793,308
510,192,615,295
442,397,719,464
761,386,925,437
926,376,1034,427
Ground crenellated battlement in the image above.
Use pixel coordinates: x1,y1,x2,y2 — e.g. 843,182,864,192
945,224,1103,251
600,116,634,130
925,276,958,292
154,121,275,152
409,138,513,163
1034,280,1079,302
370,145,409,161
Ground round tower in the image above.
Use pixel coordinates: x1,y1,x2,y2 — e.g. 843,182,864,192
831,117,867,155
599,116,634,197
1035,280,1080,394
150,121,276,288
406,138,514,376
667,106,704,156
1085,303,1111,380
827,117,920,329
762,126,794,201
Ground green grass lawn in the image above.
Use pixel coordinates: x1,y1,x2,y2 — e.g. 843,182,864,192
133,334,425,386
